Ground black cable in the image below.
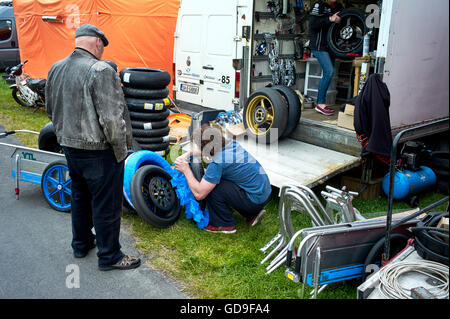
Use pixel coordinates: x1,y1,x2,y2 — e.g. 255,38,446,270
410,226,449,233
362,233,410,282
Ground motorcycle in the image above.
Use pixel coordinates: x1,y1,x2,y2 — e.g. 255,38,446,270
6,60,46,109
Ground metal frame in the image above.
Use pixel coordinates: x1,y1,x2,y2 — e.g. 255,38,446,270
260,183,363,275
284,217,420,298
0,136,66,201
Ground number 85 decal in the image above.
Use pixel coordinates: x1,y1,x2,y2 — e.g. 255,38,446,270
221,75,230,84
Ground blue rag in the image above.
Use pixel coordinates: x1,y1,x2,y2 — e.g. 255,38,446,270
170,166,210,229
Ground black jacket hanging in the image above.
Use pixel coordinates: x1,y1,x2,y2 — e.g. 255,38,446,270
354,73,393,159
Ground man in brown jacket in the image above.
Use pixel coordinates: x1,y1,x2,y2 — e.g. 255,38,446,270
46,24,140,271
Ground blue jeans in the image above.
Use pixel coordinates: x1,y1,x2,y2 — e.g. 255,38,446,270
311,50,335,105
206,179,270,227
62,146,125,267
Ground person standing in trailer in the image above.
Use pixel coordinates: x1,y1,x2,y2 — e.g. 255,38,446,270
309,0,343,116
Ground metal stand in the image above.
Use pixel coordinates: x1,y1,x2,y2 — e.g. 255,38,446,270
261,183,363,275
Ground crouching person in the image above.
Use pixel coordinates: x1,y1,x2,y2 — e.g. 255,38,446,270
175,124,271,233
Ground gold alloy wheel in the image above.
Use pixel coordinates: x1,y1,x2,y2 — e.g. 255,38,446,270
245,95,274,135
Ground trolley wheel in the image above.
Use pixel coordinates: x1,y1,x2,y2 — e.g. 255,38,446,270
41,161,71,212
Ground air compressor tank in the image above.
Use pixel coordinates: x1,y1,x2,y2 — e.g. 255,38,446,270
382,166,437,200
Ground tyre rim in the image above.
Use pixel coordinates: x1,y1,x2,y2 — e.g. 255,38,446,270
246,95,274,135
148,176,175,211
142,174,177,217
42,164,71,210
330,14,364,55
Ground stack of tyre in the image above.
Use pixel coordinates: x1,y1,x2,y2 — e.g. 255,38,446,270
119,67,172,156
243,85,301,144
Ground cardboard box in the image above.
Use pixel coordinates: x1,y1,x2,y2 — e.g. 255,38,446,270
337,112,355,131
344,104,355,116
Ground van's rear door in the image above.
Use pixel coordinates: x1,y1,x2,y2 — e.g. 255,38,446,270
174,0,238,111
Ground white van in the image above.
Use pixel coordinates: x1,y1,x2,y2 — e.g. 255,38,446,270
173,0,449,188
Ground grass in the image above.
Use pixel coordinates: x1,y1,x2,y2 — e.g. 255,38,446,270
0,75,447,299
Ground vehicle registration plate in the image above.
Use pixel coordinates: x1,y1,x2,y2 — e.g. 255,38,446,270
180,84,199,95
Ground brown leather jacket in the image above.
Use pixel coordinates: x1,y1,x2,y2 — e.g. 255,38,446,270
45,48,132,162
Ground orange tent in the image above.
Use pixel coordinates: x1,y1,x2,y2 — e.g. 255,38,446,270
12,0,180,94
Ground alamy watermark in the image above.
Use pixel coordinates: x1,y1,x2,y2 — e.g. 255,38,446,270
66,264,80,289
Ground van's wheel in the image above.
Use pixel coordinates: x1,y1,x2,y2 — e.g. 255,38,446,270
130,165,181,228
12,87,34,107
243,87,288,144
41,161,71,212
38,122,62,153
272,85,301,138
327,8,367,59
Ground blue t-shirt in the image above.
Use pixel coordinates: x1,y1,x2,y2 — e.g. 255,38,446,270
203,140,271,204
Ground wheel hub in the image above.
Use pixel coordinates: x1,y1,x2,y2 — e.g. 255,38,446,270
57,184,63,191
148,176,175,211
253,105,267,125
340,26,354,40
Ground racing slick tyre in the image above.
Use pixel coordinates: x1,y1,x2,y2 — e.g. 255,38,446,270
122,87,169,100
38,122,62,153
272,85,302,138
130,165,181,228
131,118,169,130
243,87,288,144
131,126,170,138
120,67,171,90
190,161,206,211
129,109,170,122
125,96,171,112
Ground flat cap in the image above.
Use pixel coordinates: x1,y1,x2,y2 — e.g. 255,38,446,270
75,24,109,47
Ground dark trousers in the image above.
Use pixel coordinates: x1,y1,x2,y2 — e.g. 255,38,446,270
62,146,124,267
206,179,270,227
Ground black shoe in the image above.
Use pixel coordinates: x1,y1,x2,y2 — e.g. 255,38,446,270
73,240,96,258
98,255,141,271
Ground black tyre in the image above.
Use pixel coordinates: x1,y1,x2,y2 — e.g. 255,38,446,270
129,109,170,122
122,86,169,99
130,165,181,228
327,8,367,59
190,161,206,211
131,118,169,130
136,142,170,152
132,126,170,138
120,67,171,90
272,85,302,138
12,86,34,107
126,96,171,112
38,122,62,153
134,135,170,144
243,87,288,144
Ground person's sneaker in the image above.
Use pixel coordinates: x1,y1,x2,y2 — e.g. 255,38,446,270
315,105,335,116
204,224,237,234
247,209,267,227
73,240,96,258
98,255,141,271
